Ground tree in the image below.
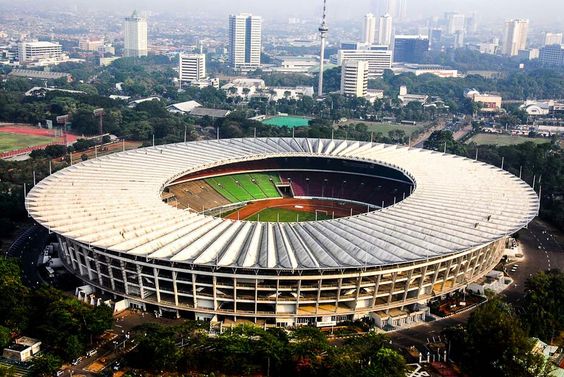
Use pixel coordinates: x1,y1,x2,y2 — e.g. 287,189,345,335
451,297,552,377
521,270,564,342
30,353,61,377
0,325,10,349
362,348,406,377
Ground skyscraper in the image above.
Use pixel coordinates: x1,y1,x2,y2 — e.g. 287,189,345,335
387,0,406,19
378,14,393,47
363,13,377,45
447,13,465,35
179,53,206,84
502,19,529,56
341,60,369,97
228,13,262,69
393,35,430,63
545,33,563,46
123,10,148,58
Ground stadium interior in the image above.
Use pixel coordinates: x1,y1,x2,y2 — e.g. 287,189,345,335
162,156,414,222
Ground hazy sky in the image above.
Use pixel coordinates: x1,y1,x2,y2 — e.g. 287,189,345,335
2,0,563,26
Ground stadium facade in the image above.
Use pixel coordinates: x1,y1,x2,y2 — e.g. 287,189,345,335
26,138,538,327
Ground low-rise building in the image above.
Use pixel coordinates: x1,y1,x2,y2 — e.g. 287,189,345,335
167,100,202,114
398,85,428,105
467,270,511,296
8,69,72,82
17,41,64,65
466,90,502,112
222,78,266,98
2,337,42,362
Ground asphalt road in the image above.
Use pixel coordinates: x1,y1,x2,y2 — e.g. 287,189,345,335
6,223,49,289
390,218,563,351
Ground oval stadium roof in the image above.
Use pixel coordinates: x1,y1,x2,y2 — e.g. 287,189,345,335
26,138,539,271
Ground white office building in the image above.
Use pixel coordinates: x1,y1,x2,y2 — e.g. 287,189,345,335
17,41,62,63
502,19,529,56
179,53,206,84
124,10,148,58
447,13,466,35
545,33,563,46
341,60,369,97
229,13,262,69
363,13,377,45
336,48,392,78
378,14,393,47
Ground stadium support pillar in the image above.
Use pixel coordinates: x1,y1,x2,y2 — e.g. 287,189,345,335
217,127,220,140
475,148,478,161
153,134,155,147
49,160,52,175
70,152,73,165
519,166,522,179
370,131,373,143
33,171,36,186
184,125,188,143
122,139,125,152
501,156,505,170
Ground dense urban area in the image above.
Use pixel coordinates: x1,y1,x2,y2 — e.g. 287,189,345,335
0,0,563,376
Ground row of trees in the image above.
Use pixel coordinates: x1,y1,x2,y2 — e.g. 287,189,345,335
128,322,405,377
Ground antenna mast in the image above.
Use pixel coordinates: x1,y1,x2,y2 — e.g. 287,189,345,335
317,0,329,97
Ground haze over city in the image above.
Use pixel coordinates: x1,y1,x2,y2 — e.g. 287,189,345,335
0,0,563,25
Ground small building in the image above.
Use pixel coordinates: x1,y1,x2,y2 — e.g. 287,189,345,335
398,85,428,105
222,78,265,98
465,90,502,112
127,97,161,108
8,68,72,82
2,337,42,362
167,100,202,114
189,107,231,119
467,270,511,296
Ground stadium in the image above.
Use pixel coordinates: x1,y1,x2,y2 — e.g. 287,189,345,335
26,138,539,328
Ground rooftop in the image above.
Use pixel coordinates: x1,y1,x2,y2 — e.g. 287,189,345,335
26,138,538,271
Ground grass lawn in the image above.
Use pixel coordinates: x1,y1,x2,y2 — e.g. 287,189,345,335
360,122,424,137
262,116,311,128
246,207,332,222
466,133,550,146
0,133,54,153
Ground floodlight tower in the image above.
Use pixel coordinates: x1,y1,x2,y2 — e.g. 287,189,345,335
317,0,329,97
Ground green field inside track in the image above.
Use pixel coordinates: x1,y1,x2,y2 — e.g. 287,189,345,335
0,133,54,152
206,173,281,203
245,207,332,222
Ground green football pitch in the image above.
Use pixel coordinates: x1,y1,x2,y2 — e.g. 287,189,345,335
262,116,311,128
0,133,54,153
245,208,332,222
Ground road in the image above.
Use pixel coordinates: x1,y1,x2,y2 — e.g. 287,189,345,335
411,120,447,148
6,223,49,289
390,218,563,350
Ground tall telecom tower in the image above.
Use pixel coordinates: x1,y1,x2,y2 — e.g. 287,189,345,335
317,0,329,97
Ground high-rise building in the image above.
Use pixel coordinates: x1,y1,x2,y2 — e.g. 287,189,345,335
378,14,393,47
179,53,206,84
17,41,62,63
502,19,529,56
124,11,148,58
393,35,429,63
336,49,392,78
429,29,443,51
447,13,465,35
341,60,369,97
545,33,563,46
539,44,564,66
387,0,406,19
363,13,377,45
228,13,262,69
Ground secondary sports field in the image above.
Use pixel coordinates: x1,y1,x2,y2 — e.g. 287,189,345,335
466,133,550,146
362,122,424,137
262,116,311,128
0,133,55,153
246,208,332,222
